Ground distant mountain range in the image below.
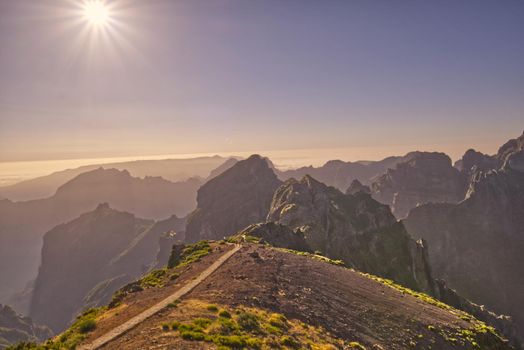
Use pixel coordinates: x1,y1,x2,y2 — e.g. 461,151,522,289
0,156,237,201
0,168,202,306
2,131,524,347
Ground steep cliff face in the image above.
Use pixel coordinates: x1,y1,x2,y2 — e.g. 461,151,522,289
29,204,180,333
0,304,51,349
267,175,434,293
371,151,466,218
404,165,524,340
185,155,282,243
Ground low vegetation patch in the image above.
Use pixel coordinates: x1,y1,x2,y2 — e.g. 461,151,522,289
158,300,351,349
278,248,345,267
7,307,105,350
174,241,213,268
361,274,507,348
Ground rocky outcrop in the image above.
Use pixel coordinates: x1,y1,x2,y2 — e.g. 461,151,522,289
497,131,524,172
345,179,371,195
371,152,466,218
0,304,51,349
454,149,500,175
185,155,282,243
497,131,524,163
267,175,434,293
237,222,311,252
404,163,524,341
29,204,181,333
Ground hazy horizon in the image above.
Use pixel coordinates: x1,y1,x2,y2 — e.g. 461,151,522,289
0,129,518,187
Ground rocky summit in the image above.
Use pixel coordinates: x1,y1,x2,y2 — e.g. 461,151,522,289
185,155,282,243
266,175,434,293
371,151,467,218
345,179,371,195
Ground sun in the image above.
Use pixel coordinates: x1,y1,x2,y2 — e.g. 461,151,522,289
83,0,111,27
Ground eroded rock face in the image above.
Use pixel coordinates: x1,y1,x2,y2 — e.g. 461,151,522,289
371,152,466,219
0,304,51,349
497,131,524,164
29,204,180,333
454,149,500,176
185,155,282,243
404,167,524,341
267,175,434,293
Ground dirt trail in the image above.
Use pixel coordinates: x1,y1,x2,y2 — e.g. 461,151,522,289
77,244,242,350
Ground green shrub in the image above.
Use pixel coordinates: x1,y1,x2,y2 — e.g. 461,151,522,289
349,342,366,349
206,304,219,312
218,310,232,318
78,318,96,333
280,335,299,348
269,313,288,329
193,318,213,328
180,330,205,341
237,311,260,332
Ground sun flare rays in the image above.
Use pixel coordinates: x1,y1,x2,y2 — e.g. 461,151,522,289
82,0,111,27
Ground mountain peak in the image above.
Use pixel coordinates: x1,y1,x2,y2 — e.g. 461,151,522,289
95,202,111,211
346,179,371,195
185,155,282,242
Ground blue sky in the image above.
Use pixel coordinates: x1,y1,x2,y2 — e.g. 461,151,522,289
0,0,523,162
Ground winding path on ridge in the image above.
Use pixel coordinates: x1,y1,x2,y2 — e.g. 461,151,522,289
78,244,242,350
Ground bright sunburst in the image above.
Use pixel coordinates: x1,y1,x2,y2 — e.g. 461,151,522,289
83,0,111,27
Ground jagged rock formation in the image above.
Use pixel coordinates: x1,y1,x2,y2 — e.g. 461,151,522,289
185,155,282,242
497,131,524,163
0,304,51,349
0,168,199,308
29,204,182,333
238,222,311,252
266,175,434,293
277,156,406,190
454,149,500,176
404,134,524,341
345,179,371,195
371,151,466,218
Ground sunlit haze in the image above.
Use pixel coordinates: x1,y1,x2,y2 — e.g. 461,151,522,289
0,0,523,180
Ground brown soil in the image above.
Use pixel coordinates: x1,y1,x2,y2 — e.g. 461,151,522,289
82,243,510,350
80,243,234,342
